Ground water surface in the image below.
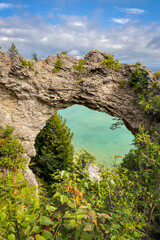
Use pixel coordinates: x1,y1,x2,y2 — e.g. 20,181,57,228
58,105,134,167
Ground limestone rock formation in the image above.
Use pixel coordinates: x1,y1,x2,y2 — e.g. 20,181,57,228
0,49,157,186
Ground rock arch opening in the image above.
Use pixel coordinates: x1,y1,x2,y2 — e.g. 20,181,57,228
58,104,134,167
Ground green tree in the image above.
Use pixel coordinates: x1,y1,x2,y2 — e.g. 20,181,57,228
31,53,38,62
8,42,19,60
30,112,74,183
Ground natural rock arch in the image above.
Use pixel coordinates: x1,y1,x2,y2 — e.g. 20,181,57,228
0,50,157,185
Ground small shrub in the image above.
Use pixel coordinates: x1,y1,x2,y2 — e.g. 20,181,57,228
52,58,63,73
154,72,160,80
35,70,39,74
61,51,68,55
101,54,121,71
76,78,84,84
119,79,127,88
73,59,86,72
8,42,19,60
20,58,34,69
129,63,147,92
31,53,38,62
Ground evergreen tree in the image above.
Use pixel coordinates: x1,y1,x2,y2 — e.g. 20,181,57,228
31,53,38,62
8,42,19,60
30,112,74,182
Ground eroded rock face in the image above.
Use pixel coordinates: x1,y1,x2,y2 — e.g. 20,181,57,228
0,49,157,186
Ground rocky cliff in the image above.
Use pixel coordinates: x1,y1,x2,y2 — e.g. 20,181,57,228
0,50,157,186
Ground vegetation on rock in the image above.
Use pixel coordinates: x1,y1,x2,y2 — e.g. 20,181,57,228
153,72,160,80
73,59,86,72
61,51,68,55
20,58,35,69
52,59,63,73
129,63,147,92
31,53,38,62
8,42,19,60
101,54,121,71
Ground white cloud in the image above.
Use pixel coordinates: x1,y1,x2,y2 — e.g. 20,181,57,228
0,15,160,71
120,8,145,14
112,18,129,24
0,3,19,10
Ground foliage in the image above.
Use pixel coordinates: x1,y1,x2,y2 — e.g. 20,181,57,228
20,58,35,69
73,59,86,72
31,53,38,62
8,43,19,60
30,112,74,183
52,59,63,73
129,64,160,118
0,125,160,239
101,54,121,71
153,72,160,80
137,82,160,117
119,78,127,88
0,126,39,240
75,78,85,84
129,63,147,92
61,51,68,55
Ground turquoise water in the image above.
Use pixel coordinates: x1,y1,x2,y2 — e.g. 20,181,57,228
58,105,134,167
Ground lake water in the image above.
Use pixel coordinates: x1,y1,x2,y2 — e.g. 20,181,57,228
58,105,134,167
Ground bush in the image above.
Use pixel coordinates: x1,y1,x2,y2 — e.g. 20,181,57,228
20,58,35,69
73,59,86,72
61,51,68,55
101,54,121,71
30,112,74,183
0,126,38,239
129,63,147,92
154,72,160,80
52,59,63,73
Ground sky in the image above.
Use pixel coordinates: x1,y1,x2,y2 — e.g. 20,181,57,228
0,0,160,72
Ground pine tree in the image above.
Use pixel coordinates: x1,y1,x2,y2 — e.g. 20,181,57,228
8,42,19,60
30,112,74,182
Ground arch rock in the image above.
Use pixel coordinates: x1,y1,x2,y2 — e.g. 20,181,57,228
0,50,157,186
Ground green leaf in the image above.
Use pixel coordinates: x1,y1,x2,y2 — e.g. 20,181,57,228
42,230,53,239
88,209,96,220
40,216,54,226
27,237,34,240
98,213,112,220
25,225,31,235
56,236,64,240
46,204,57,212
32,226,41,233
35,235,45,240
60,195,68,204
1,212,6,220
80,232,93,240
8,234,16,240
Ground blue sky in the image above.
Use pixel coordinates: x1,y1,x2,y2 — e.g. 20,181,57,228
0,0,160,71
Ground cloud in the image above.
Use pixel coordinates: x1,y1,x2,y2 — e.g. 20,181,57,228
0,3,20,10
0,15,160,71
120,8,145,14
111,18,129,24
